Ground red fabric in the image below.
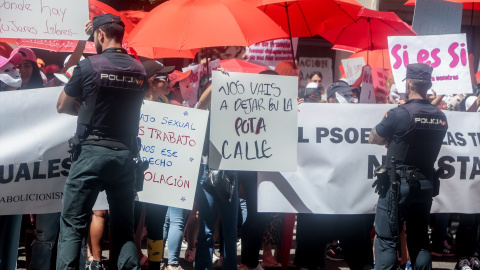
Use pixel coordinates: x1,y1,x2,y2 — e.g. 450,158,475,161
246,0,363,37
127,0,288,50
404,0,480,10
280,213,296,270
220,58,269,73
319,7,416,51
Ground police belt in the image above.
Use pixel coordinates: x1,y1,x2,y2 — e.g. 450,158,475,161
81,134,131,150
395,168,428,182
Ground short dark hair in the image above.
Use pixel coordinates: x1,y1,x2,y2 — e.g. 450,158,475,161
24,60,44,89
98,22,124,43
407,78,432,94
309,71,323,80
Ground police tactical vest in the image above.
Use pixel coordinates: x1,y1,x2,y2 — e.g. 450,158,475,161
76,54,147,140
387,100,448,179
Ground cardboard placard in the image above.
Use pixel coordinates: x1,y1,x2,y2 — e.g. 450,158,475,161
182,60,220,107
388,34,472,95
0,0,89,40
245,38,299,70
412,0,462,35
137,101,209,210
209,71,298,171
342,57,366,85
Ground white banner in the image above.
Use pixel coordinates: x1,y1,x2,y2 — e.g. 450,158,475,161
245,38,299,70
412,0,462,35
137,101,208,210
258,103,480,214
342,57,366,86
209,71,298,171
0,0,89,40
298,57,333,96
388,34,472,95
0,87,75,215
182,60,220,107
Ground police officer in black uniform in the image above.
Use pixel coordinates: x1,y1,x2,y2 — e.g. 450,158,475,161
56,14,147,270
369,63,448,270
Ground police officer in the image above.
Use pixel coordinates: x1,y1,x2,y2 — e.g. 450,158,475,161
369,63,448,270
56,14,147,270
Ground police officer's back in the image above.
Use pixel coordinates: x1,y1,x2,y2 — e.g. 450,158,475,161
369,63,448,270
56,14,147,270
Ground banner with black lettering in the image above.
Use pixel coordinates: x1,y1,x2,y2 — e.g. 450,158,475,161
0,87,75,215
258,103,480,214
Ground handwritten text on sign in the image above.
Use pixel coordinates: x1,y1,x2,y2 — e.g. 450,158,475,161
137,101,208,210
388,34,472,95
0,0,89,40
209,71,298,172
182,60,220,107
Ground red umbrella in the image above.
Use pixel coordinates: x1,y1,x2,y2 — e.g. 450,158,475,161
220,58,269,73
127,0,289,51
130,47,200,59
319,8,417,52
246,0,363,65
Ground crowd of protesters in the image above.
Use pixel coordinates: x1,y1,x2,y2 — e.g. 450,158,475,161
1,18,480,270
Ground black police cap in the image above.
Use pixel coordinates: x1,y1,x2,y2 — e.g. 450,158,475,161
142,60,175,79
88,14,125,42
403,63,433,81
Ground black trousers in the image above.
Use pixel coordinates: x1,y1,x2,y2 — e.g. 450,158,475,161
456,214,480,259
239,171,273,268
374,179,433,270
295,214,374,270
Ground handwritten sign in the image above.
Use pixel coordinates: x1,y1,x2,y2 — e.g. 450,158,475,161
372,68,389,103
359,66,375,103
342,57,366,85
182,60,220,107
137,101,209,210
246,38,299,70
209,71,298,171
388,34,472,95
298,57,333,97
412,0,462,35
0,0,89,40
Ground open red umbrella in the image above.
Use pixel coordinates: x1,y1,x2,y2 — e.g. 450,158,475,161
319,8,417,52
246,0,363,65
127,0,288,51
220,58,269,73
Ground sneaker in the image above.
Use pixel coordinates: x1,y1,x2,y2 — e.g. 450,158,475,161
185,248,196,263
398,261,412,270
326,245,344,261
87,260,104,270
85,259,92,270
456,258,473,270
431,241,455,257
470,257,480,270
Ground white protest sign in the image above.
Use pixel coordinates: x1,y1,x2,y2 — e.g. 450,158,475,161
137,101,208,210
182,60,220,107
209,71,298,171
0,0,89,40
298,57,333,97
258,103,480,214
359,66,376,103
0,87,75,215
388,34,472,95
246,38,299,70
342,57,366,85
412,0,462,35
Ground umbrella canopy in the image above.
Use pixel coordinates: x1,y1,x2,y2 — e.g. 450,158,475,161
130,47,200,59
220,58,269,73
247,0,363,37
404,0,480,10
319,8,417,52
127,0,289,50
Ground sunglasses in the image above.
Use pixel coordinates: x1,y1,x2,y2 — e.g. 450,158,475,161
154,75,169,82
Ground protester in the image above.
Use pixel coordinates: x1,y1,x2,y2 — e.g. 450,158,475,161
11,47,44,89
299,71,324,103
194,72,239,270
369,63,448,270
0,51,23,270
56,14,147,270
136,59,175,270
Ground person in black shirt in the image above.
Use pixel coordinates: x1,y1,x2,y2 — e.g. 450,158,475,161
369,63,448,270
56,14,147,270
